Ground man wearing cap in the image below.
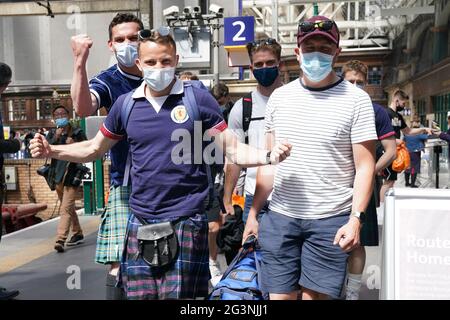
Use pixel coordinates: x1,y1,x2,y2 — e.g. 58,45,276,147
243,16,377,300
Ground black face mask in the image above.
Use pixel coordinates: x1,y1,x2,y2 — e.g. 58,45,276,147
396,103,405,112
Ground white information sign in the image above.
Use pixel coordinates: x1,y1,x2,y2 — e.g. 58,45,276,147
381,188,450,300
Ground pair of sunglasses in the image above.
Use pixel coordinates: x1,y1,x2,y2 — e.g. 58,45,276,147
247,38,277,49
298,20,335,33
138,26,171,41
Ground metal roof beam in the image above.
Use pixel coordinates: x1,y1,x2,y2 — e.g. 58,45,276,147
0,0,139,16
243,0,349,8
380,6,434,16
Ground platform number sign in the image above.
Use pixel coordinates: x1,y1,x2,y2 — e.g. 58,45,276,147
224,16,255,47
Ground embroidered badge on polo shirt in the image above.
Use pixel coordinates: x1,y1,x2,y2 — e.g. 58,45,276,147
171,105,189,124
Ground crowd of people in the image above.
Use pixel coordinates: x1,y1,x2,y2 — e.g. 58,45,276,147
0,11,448,301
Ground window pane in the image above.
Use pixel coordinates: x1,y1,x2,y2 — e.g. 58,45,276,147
38,99,53,120
9,99,27,121
368,66,382,85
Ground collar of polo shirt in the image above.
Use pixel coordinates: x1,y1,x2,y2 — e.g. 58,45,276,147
132,77,184,99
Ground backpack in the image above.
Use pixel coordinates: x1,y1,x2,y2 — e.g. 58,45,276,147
119,80,214,189
242,92,265,144
216,204,244,265
392,141,411,172
209,235,268,300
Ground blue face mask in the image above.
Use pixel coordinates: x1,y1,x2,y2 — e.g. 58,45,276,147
252,66,279,87
300,51,334,83
115,43,138,68
55,118,69,128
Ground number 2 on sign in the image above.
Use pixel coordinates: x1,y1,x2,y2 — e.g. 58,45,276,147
232,21,246,41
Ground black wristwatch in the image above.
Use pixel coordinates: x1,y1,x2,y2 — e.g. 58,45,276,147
266,151,272,165
350,211,366,223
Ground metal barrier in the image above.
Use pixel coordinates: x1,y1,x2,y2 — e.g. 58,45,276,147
415,139,449,189
1,203,47,234
380,188,450,300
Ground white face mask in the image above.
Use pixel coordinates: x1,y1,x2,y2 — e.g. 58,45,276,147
114,42,138,68
142,67,175,92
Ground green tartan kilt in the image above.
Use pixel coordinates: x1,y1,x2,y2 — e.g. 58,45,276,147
95,185,131,264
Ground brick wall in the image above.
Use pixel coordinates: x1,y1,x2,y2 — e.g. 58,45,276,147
3,159,111,221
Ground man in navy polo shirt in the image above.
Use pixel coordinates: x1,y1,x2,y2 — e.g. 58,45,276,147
70,13,143,299
30,31,291,300
71,13,143,300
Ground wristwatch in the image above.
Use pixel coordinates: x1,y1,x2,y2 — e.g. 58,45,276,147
266,151,272,165
350,211,366,223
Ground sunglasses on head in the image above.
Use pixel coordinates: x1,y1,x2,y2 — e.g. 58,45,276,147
247,38,277,49
298,20,335,33
138,26,171,41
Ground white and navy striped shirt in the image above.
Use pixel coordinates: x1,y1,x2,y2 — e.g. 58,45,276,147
265,78,377,219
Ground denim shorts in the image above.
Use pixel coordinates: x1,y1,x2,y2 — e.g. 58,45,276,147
258,210,350,299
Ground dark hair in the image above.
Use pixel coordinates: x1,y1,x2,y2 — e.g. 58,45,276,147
394,90,409,101
179,71,199,81
246,38,282,63
52,105,70,116
0,62,12,85
138,33,177,56
109,13,144,41
342,60,368,79
211,83,229,100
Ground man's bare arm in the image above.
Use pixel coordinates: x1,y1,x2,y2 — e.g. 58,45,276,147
375,136,396,174
70,34,98,117
30,131,117,163
334,140,376,252
242,132,276,242
214,128,291,168
402,127,432,136
223,162,241,215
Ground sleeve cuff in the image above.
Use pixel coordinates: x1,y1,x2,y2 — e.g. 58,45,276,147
90,89,101,110
207,120,228,136
100,124,124,140
379,131,395,140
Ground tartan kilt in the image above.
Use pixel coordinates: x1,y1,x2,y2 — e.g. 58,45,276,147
118,213,210,300
95,185,131,264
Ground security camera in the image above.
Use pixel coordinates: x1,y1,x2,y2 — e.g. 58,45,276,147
193,6,201,14
163,5,179,17
183,6,192,15
209,4,224,15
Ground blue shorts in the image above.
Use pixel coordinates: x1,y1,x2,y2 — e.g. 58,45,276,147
258,210,350,299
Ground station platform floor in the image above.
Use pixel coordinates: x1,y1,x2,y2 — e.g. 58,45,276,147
0,214,381,300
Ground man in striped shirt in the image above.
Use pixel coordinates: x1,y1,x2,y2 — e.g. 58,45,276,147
243,16,378,300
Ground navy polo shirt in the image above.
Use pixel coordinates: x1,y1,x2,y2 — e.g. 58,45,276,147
373,103,395,140
101,79,227,220
89,64,142,187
